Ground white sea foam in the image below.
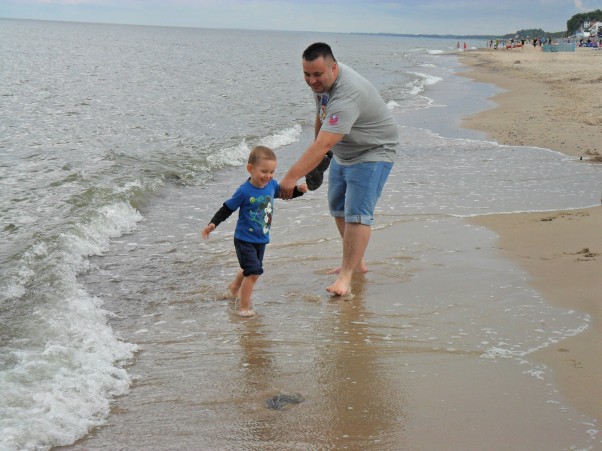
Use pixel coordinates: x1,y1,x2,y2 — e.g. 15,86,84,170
406,72,443,96
67,202,143,263
387,100,400,110
206,124,302,170
259,124,302,149
481,347,519,359
0,202,142,450
206,140,251,169
0,289,137,450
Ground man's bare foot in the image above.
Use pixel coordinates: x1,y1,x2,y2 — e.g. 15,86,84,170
327,263,368,275
326,278,351,296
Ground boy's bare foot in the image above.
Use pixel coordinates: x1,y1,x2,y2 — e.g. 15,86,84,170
228,282,240,298
327,263,368,275
227,298,256,317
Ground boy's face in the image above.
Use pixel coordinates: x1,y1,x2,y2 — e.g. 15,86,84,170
247,158,276,188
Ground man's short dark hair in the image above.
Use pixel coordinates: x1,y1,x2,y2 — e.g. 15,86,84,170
302,42,336,62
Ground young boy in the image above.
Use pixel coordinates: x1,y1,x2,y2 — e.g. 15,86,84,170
202,145,307,317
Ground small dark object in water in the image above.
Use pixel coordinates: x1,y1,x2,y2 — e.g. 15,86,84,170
265,393,304,410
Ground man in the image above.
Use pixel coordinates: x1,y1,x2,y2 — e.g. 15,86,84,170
279,42,399,296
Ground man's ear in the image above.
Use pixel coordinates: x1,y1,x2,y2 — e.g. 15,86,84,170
246,163,253,174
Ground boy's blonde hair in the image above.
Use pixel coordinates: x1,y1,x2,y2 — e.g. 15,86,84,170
248,145,276,165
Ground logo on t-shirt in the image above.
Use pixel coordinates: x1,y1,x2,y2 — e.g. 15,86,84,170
319,94,329,122
329,114,339,126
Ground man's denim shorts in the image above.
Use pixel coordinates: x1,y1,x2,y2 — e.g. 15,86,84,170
327,159,393,225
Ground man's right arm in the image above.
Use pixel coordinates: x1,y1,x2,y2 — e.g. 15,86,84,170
280,130,343,198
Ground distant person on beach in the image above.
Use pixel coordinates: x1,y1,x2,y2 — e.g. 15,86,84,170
279,42,399,296
202,145,307,316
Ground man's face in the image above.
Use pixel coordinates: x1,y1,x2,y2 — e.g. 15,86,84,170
303,56,338,93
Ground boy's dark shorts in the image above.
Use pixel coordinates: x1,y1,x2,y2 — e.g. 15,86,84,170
234,238,266,277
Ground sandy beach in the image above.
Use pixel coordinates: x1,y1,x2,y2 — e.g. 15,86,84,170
460,44,602,422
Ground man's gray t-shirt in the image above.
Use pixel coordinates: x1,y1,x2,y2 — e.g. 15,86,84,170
314,63,399,165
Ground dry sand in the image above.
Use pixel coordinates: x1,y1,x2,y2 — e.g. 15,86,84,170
460,44,602,159
459,44,602,422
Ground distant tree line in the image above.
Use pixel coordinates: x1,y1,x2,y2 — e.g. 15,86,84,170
501,10,602,40
502,28,565,40
359,10,602,41
566,9,602,35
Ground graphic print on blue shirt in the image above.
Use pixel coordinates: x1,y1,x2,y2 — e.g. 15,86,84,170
249,194,273,235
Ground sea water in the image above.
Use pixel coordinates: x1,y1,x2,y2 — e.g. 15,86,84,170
1,19,601,450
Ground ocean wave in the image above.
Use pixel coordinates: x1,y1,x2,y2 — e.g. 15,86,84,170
406,72,443,96
387,100,400,110
0,202,141,450
206,124,302,170
206,140,251,169
259,124,302,150
0,290,137,450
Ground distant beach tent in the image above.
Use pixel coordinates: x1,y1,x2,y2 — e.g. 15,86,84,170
543,43,576,52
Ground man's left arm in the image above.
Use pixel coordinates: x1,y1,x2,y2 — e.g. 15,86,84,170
279,131,343,199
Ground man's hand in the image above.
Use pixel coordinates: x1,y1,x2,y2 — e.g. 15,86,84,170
279,174,298,200
281,131,342,199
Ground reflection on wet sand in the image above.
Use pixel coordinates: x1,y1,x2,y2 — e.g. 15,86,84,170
312,274,408,449
224,273,407,449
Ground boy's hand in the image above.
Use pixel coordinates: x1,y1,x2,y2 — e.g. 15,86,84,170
202,224,216,240
298,183,309,193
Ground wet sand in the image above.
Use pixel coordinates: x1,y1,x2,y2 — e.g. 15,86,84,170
460,44,602,423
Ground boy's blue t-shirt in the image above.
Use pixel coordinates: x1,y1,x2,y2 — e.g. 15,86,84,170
224,179,280,244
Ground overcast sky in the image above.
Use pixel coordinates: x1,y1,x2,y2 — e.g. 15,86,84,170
0,0,598,35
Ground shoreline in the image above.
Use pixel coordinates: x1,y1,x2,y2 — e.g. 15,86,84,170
459,45,602,422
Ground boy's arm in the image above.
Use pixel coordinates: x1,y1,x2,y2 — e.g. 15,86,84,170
202,203,234,239
209,203,234,226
